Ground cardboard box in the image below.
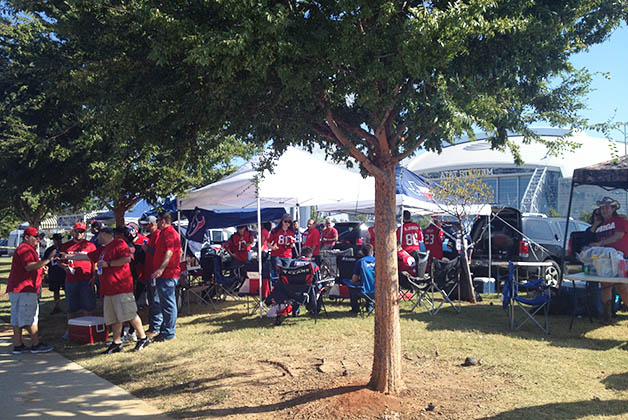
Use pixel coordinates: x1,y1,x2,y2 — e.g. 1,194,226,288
68,316,108,344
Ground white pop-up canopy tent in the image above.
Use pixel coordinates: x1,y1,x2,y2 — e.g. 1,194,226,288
179,147,373,316
180,147,371,211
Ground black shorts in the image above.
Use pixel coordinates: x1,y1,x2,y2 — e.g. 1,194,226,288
47,267,66,292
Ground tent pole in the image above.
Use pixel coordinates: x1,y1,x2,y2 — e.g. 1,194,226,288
257,196,263,319
177,198,185,264
488,211,492,283
561,180,576,280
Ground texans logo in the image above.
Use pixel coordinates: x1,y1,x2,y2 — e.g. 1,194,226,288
188,213,206,238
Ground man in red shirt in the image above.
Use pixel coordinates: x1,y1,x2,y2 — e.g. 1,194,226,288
139,215,161,338
397,210,423,254
320,218,338,250
423,217,445,264
151,212,182,341
226,225,253,263
303,219,321,257
6,227,54,354
59,222,97,340
66,227,150,353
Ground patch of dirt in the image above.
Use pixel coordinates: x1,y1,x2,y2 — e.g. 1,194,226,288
169,353,506,420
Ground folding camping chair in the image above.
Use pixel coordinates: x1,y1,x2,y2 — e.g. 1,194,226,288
328,255,358,301
273,263,326,324
182,260,216,314
428,257,461,315
401,251,434,313
503,261,551,334
339,256,375,316
207,253,244,301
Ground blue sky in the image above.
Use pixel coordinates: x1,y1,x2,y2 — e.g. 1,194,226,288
570,24,628,142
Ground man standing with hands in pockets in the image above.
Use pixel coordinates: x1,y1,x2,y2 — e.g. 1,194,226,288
151,212,181,342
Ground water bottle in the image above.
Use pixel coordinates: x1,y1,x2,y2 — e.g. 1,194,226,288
97,252,104,275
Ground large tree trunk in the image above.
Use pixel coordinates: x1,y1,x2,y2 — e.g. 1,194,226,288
113,205,127,228
369,163,403,394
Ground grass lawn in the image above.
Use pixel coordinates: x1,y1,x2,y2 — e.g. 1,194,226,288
1,256,628,419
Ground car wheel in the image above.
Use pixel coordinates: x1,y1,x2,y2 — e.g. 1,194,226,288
544,260,561,287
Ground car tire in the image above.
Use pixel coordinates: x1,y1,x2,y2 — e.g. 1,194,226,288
544,260,561,287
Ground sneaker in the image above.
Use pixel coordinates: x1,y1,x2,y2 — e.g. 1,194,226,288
12,344,30,355
121,331,137,344
31,342,54,354
275,315,286,326
153,334,175,342
131,337,151,352
102,342,123,354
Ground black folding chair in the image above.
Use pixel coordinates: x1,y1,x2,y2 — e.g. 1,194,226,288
428,257,461,315
207,253,244,301
274,263,326,324
328,255,358,301
401,251,434,313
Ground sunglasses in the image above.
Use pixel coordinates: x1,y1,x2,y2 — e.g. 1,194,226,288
75,229,86,233
283,220,292,224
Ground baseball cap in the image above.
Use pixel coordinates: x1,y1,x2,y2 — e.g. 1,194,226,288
99,226,114,235
91,221,103,229
73,222,87,231
24,227,39,237
139,215,157,225
596,197,620,209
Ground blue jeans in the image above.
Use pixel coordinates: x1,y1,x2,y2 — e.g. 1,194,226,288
65,280,96,314
148,282,161,333
151,278,178,339
270,257,292,282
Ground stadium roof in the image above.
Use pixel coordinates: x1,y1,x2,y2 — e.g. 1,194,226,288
406,128,618,178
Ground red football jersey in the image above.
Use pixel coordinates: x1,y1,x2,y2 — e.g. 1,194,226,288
396,222,423,253
423,224,444,261
269,228,295,258
227,230,253,262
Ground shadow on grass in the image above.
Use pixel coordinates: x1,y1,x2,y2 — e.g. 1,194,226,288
167,384,364,419
402,303,628,352
479,399,628,419
602,372,628,391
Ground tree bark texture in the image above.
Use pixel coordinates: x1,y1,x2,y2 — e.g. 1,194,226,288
114,206,126,228
368,163,403,394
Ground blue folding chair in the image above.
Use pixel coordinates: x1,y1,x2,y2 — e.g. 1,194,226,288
341,256,375,316
503,261,551,334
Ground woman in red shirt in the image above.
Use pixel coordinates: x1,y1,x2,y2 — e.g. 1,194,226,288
268,214,296,279
590,197,628,323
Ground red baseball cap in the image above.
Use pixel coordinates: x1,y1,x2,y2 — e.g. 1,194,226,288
24,227,39,237
73,222,87,231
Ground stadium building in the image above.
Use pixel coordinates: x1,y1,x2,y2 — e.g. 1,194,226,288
406,128,626,219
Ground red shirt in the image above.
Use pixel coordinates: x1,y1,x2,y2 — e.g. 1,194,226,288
60,239,96,283
367,226,376,248
135,233,148,245
397,249,416,273
143,229,161,283
260,228,270,252
88,239,133,296
595,215,628,256
397,222,423,253
7,242,42,293
269,228,295,258
154,225,182,278
303,227,321,256
227,230,253,262
423,224,444,261
321,227,338,246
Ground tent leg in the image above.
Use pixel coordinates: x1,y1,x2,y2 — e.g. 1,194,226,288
257,197,264,319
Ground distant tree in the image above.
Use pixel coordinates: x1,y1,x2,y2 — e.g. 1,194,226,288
548,208,562,218
430,170,492,302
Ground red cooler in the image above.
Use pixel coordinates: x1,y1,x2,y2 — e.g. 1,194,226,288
68,316,108,344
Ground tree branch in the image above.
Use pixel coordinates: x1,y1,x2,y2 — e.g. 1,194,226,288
325,111,384,178
393,126,436,163
336,119,379,148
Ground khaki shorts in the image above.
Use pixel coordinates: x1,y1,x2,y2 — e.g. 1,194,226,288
9,292,39,327
103,293,138,325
